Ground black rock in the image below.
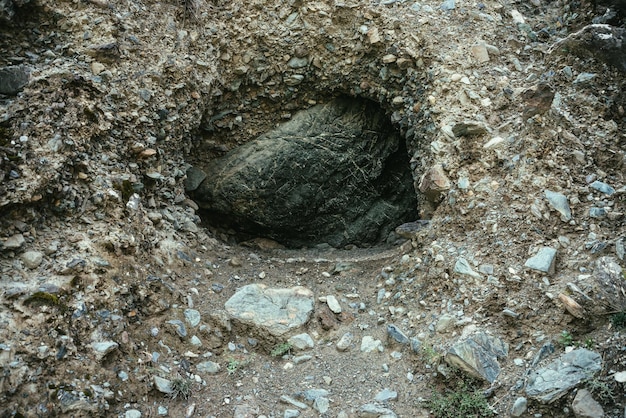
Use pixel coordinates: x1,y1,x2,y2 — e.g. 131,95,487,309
193,97,417,247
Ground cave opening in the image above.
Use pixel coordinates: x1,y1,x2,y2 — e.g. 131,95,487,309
186,95,419,249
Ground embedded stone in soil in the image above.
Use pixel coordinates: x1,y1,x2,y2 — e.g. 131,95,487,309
190,96,418,248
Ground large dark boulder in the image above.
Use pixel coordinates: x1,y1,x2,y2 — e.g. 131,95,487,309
192,97,418,247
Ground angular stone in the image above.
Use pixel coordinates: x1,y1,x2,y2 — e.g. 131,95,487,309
386,324,409,345
196,361,221,374
592,257,626,312
0,65,29,95
361,336,383,353
153,376,174,394
125,410,141,418
454,257,481,279
445,332,508,383
92,341,118,361
544,190,571,221
2,234,25,250
419,164,451,199
288,333,314,351
313,397,329,414
336,332,354,351
572,388,604,418
357,403,397,417
298,388,329,402
590,180,615,196
184,166,207,192
374,388,398,402
435,314,455,333
192,97,417,247
184,309,201,327
166,319,187,338
284,409,300,418
280,395,308,409
225,284,314,340
525,349,602,403
524,247,557,274
510,397,527,417
452,121,488,137
287,56,308,68
21,250,43,269
325,295,342,313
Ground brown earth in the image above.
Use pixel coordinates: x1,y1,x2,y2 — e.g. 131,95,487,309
0,0,625,417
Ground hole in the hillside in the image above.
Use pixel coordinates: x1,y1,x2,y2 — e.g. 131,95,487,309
187,95,419,248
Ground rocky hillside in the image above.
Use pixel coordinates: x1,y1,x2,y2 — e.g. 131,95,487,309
0,0,625,417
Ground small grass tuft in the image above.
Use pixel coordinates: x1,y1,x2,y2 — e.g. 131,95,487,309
226,355,254,376
557,330,573,347
270,342,293,357
610,310,626,329
170,377,192,400
426,380,495,418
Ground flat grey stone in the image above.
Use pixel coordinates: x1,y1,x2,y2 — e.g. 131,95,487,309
153,376,173,394
589,207,606,218
510,397,527,417
280,395,308,409
21,250,43,269
454,257,481,279
524,247,557,274
590,180,615,196
357,403,397,417
287,56,308,68
196,361,220,374
288,333,314,351
299,389,330,402
436,314,455,333
2,234,25,250
225,284,314,339
166,319,187,338
336,332,354,351
525,349,602,403
313,397,329,413
544,190,572,221
125,410,142,418
361,336,383,353
284,410,300,418
298,388,329,402
445,331,508,383
293,355,312,364
184,309,201,327
386,324,409,345
374,388,398,402
92,341,118,361
572,388,604,418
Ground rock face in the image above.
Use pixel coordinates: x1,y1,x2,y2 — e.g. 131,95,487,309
525,348,602,403
445,331,509,383
193,97,417,247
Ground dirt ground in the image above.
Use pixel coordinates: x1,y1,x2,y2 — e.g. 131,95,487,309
0,0,625,417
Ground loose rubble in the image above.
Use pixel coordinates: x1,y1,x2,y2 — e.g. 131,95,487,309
0,0,624,417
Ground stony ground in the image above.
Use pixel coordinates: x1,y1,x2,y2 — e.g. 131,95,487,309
0,0,625,417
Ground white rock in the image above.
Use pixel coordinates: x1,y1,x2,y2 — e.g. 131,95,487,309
360,336,383,353
125,409,142,418
326,295,342,313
